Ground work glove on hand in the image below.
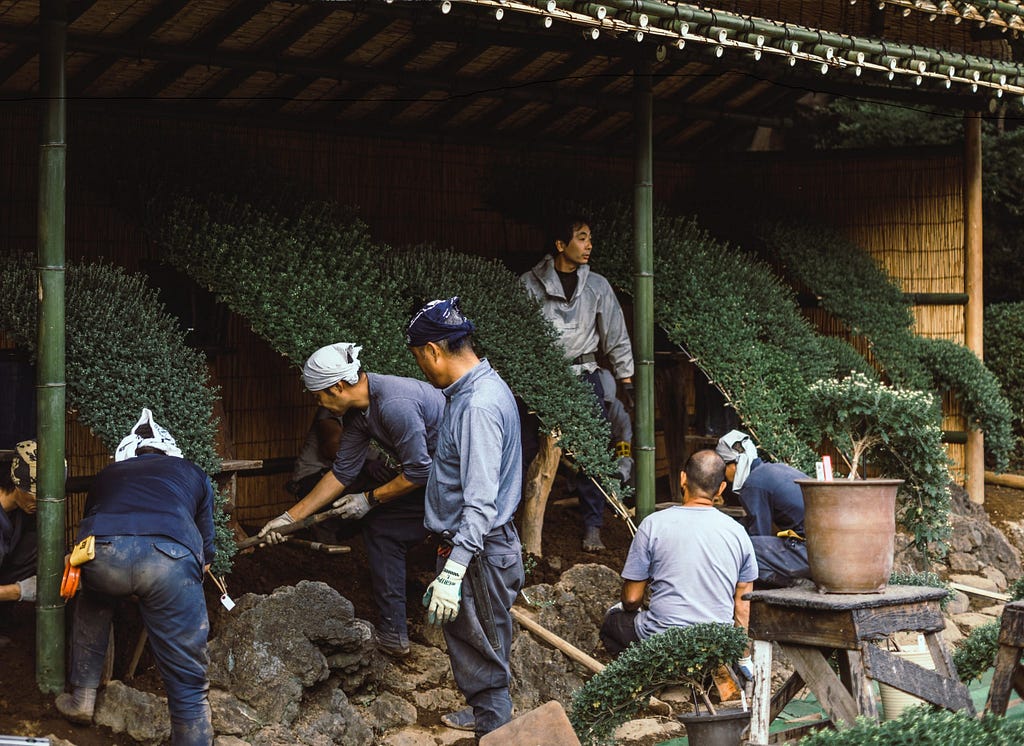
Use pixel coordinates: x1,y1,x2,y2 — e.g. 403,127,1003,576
17,575,36,603
620,381,635,412
422,558,467,626
258,511,295,545
736,655,754,682
333,492,373,520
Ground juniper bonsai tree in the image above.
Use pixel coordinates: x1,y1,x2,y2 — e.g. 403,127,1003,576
0,256,234,574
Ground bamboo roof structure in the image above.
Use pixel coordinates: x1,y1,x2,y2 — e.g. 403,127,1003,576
1,1,1021,154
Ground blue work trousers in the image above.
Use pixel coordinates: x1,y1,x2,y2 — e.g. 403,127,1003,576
751,536,810,588
72,535,212,746
440,521,524,738
577,369,610,529
362,493,429,649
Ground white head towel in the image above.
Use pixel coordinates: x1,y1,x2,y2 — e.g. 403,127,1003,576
114,408,183,461
302,343,362,392
715,430,758,491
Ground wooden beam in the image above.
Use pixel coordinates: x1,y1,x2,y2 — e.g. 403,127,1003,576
985,471,1024,490
0,0,96,87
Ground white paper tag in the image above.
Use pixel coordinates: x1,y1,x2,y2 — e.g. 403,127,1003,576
814,462,825,481
220,593,236,611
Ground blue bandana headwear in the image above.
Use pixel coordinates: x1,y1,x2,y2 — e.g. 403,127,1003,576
406,296,476,347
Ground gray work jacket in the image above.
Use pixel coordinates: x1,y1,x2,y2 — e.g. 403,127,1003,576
520,254,634,380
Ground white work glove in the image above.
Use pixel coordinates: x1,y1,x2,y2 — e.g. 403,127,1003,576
607,601,624,614
736,655,754,682
422,558,467,626
17,576,36,603
332,492,373,520
258,511,295,545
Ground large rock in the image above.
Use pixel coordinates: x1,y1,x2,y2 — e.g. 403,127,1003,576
521,563,621,655
94,679,170,745
509,630,588,713
208,580,379,724
948,485,1021,584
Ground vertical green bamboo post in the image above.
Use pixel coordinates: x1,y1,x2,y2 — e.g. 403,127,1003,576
37,0,68,693
633,61,655,522
964,110,984,505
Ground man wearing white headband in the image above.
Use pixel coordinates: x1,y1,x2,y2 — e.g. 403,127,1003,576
258,341,445,658
57,410,216,744
715,430,811,588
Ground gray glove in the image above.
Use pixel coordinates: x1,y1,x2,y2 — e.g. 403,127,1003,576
258,511,295,545
332,492,373,520
17,575,36,603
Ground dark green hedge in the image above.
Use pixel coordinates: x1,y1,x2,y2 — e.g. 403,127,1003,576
795,709,1024,745
985,302,1024,463
0,257,234,574
158,196,621,492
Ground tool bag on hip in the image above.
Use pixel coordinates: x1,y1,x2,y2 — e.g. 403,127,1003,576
61,535,96,600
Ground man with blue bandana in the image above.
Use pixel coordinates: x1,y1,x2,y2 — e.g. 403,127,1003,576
407,297,524,739
258,342,445,658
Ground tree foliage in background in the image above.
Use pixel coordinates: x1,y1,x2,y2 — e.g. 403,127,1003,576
810,98,1024,305
984,302,1024,464
0,257,234,574
158,196,622,492
762,221,1014,471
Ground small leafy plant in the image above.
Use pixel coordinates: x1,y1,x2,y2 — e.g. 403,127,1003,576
795,709,1024,745
805,372,952,556
569,622,748,745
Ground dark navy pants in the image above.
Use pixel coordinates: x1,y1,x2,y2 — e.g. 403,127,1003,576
440,522,524,738
362,492,429,649
577,369,611,529
751,536,810,588
73,536,212,746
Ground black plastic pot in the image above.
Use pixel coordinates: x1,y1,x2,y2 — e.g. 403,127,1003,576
677,708,751,746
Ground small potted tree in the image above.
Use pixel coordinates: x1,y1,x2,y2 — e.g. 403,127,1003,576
800,372,951,593
569,622,749,746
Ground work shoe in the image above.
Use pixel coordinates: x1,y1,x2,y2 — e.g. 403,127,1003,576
441,705,476,732
582,526,605,552
377,633,411,658
55,690,96,725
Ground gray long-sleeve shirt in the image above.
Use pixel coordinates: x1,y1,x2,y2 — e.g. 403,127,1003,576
520,254,634,380
425,359,522,567
332,373,445,486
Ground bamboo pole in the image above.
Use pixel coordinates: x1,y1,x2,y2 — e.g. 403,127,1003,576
964,111,984,505
634,60,655,523
36,0,67,695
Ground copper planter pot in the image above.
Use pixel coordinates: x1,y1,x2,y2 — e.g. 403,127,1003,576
796,478,903,594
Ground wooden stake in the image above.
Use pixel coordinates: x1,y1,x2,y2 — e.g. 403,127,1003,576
521,433,562,558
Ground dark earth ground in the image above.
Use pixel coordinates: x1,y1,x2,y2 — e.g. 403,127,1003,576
2,479,1021,744
0,474,636,744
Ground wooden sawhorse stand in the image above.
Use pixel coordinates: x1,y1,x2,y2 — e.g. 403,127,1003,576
985,599,1024,715
746,585,973,745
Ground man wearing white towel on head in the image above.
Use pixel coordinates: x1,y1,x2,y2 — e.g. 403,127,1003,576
56,409,216,746
716,430,811,589
258,342,445,658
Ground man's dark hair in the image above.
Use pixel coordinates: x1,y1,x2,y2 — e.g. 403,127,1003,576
683,450,726,498
436,334,475,354
549,215,591,250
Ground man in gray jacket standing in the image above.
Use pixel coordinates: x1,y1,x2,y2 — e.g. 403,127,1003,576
521,216,634,551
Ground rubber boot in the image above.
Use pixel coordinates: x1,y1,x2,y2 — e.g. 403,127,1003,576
55,686,96,724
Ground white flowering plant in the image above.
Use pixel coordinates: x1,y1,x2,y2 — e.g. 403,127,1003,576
806,372,952,558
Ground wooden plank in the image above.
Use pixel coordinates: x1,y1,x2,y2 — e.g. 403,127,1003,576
924,631,957,680
769,671,806,723
218,459,264,472
749,639,773,746
780,644,859,729
986,644,1022,715
850,602,946,638
950,581,1011,602
844,649,878,720
761,719,831,744
862,645,973,714
997,602,1024,645
750,604,859,648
